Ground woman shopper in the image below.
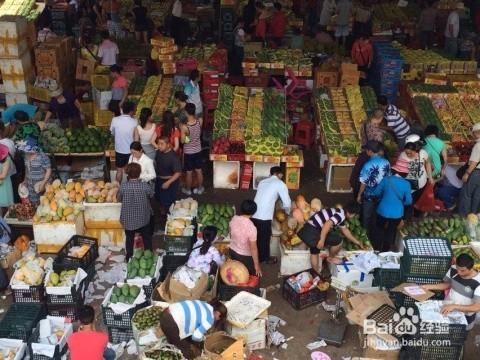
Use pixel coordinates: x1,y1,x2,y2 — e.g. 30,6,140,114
45,86,84,129
373,168,412,252
159,300,227,360
128,142,155,183
187,225,225,275
172,91,188,126
423,125,447,179
184,70,203,119
229,200,262,277
18,139,52,205
181,103,204,196
361,109,386,145
108,64,128,116
394,134,434,207
134,108,156,160
459,123,480,215
151,110,181,154
132,0,148,43
118,163,154,261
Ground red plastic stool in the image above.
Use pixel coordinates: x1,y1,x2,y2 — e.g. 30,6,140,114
294,120,315,149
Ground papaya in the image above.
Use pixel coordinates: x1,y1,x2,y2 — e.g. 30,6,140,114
65,182,75,192
63,207,74,216
50,200,58,211
121,285,130,297
57,207,63,218
75,194,84,203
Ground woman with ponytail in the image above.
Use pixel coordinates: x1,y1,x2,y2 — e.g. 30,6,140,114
187,225,225,275
134,107,156,160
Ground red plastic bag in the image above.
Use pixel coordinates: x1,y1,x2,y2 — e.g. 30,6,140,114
414,182,436,212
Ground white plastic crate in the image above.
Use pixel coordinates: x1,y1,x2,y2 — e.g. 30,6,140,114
253,162,279,190
279,243,311,276
225,318,266,351
213,161,240,189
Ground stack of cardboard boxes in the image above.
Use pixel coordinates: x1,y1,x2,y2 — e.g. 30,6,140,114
339,63,361,87
34,36,75,91
0,16,35,106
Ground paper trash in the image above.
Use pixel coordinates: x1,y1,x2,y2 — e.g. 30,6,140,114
416,300,468,325
391,283,435,303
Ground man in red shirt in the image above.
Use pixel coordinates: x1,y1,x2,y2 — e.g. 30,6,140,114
68,306,115,360
270,2,287,47
351,34,373,84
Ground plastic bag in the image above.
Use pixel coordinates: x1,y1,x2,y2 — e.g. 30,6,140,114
414,182,436,212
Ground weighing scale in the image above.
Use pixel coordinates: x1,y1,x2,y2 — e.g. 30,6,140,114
317,276,348,347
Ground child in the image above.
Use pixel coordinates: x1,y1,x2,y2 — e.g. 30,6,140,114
118,163,154,260
187,226,225,274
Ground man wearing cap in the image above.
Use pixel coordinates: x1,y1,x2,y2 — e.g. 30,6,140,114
444,2,464,57
459,123,480,215
356,140,390,238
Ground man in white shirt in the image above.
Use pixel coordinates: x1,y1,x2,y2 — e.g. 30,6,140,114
444,2,463,57
97,31,119,66
110,102,137,183
252,166,291,263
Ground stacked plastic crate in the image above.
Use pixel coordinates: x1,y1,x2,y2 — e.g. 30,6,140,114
398,237,467,359
370,42,403,104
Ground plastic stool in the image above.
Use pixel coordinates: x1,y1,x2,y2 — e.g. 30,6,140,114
294,120,315,149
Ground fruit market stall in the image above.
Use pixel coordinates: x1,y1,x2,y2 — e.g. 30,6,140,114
314,86,379,193
210,84,304,190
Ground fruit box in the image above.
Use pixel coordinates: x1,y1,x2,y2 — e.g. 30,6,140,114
314,71,338,88
44,268,87,304
285,167,300,190
30,318,73,359
210,153,228,161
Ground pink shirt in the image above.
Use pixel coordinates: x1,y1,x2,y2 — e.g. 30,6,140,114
68,330,108,360
229,215,257,256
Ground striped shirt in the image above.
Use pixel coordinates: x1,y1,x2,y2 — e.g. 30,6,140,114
169,300,214,341
308,208,346,230
184,120,202,155
385,105,410,139
444,266,480,325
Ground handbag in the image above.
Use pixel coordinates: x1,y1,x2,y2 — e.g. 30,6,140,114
406,153,422,190
297,222,321,248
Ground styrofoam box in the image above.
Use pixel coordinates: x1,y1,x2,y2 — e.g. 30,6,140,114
83,202,121,222
226,318,266,351
253,162,280,190
0,16,28,58
330,262,374,288
0,51,33,93
6,93,28,106
280,243,312,276
213,160,240,189
93,88,112,110
33,213,85,247
85,227,125,247
0,338,27,360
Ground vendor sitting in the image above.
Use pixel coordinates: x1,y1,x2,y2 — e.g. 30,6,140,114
160,300,227,360
298,202,363,271
187,225,225,275
422,254,480,330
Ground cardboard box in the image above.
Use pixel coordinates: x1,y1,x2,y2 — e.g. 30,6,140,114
340,73,360,87
0,16,28,58
0,52,33,93
390,283,435,302
285,167,300,190
159,272,209,302
76,58,95,81
204,332,244,360
226,318,266,351
314,71,338,88
36,65,64,82
341,62,358,73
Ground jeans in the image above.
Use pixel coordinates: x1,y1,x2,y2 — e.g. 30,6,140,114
104,348,116,360
374,215,401,252
436,185,460,209
459,170,480,215
361,198,378,239
445,37,458,58
125,224,152,261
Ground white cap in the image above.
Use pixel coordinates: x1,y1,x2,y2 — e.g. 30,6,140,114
405,134,421,144
472,123,480,132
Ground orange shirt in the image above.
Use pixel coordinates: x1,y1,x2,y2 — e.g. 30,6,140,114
68,331,108,360
351,40,373,67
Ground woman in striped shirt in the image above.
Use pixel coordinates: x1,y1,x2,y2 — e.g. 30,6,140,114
160,300,227,359
181,103,204,195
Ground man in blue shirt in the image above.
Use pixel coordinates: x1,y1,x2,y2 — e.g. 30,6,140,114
357,140,390,238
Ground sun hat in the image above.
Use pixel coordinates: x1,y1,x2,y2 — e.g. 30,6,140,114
405,134,421,144
392,157,409,175
0,144,9,161
15,137,41,153
472,123,480,132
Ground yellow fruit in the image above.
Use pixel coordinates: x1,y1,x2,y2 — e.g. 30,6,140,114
75,182,82,192
63,207,73,216
52,179,61,189
75,194,84,203
50,201,58,211
65,182,75,192
57,207,63,218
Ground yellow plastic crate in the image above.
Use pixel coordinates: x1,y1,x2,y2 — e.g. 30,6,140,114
94,108,113,127
91,74,110,90
27,85,50,102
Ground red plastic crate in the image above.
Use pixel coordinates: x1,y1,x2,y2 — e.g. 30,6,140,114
202,92,218,101
176,59,198,74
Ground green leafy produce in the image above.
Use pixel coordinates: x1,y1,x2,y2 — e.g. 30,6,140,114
198,203,234,236
213,84,234,139
413,96,450,140
262,88,290,140
401,215,470,245
132,306,163,331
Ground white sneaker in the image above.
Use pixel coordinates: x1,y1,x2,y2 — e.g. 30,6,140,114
181,188,192,195
192,188,198,194
196,186,205,195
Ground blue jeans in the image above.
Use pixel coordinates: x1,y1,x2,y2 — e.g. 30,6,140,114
104,348,115,360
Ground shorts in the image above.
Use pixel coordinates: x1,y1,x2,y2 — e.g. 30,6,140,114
310,232,343,255
116,152,130,168
335,25,350,37
183,152,203,171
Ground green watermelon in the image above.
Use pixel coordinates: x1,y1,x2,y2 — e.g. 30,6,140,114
111,294,118,303
118,295,126,303
134,250,143,259
121,285,130,297
139,268,146,278
113,286,122,297
143,249,153,259
132,259,140,269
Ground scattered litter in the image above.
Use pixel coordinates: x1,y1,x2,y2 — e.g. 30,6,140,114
268,315,286,327
96,283,105,290
266,284,281,292
280,343,288,350
98,247,112,263
321,302,337,312
110,254,125,263
95,264,103,271
269,331,285,346
126,339,137,355
306,340,327,350
1,296,6,300
311,351,331,360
